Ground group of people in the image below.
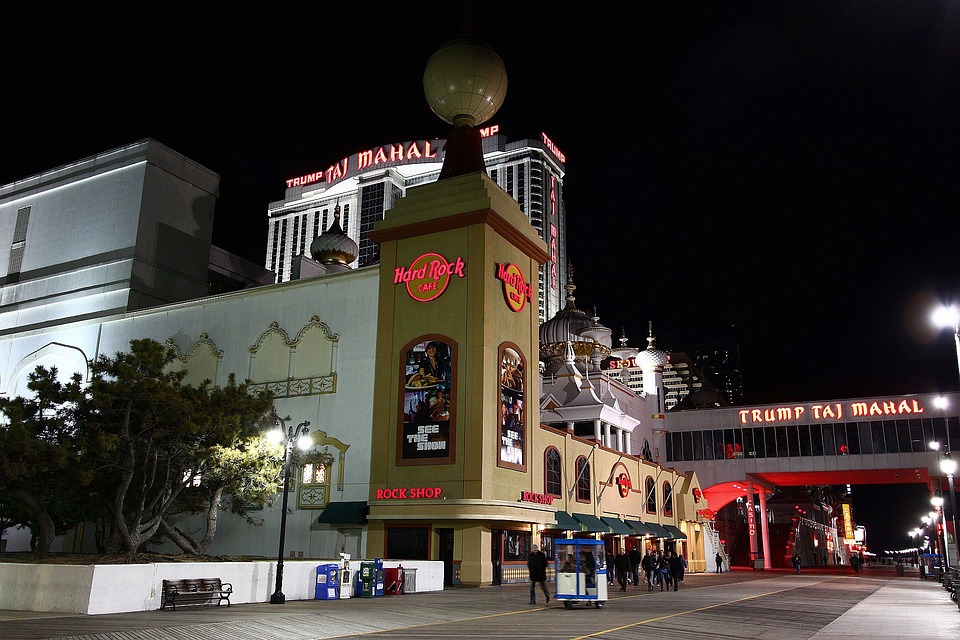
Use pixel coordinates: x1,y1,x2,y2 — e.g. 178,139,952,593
638,549,686,591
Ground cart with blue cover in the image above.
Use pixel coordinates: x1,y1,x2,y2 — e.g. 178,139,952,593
553,539,608,609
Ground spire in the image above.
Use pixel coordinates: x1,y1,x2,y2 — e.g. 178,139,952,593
646,320,656,350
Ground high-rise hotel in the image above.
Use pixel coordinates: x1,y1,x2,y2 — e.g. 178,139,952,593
266,128,568,322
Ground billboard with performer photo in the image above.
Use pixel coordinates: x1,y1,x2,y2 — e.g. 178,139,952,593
498,343,526,471
399,337,456,464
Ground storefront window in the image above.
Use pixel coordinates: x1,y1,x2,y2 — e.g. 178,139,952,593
503,530,531,562
386,526,430,560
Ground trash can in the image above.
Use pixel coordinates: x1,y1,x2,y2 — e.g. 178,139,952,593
403,567,418,594
374,558,385,597
315,564,339,600
384,567,404,595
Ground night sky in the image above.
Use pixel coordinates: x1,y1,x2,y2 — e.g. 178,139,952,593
4,2,959,552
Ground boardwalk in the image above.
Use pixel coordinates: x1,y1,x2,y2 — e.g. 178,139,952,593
1,566,956,640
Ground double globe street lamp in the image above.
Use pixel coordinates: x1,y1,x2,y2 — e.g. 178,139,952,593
266,413,312,604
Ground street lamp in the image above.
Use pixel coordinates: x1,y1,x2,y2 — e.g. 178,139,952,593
941,454,958,569
931,496,946,578
266,413,312,604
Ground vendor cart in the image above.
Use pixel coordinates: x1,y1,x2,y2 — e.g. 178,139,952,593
553,539,608,609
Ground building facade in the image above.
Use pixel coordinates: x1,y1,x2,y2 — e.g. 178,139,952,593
266,129,569,323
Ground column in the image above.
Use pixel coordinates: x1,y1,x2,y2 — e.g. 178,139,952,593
594,419,602,443
746,483,759,567
758,488,772,569
603,423,612,448
616,428,624,452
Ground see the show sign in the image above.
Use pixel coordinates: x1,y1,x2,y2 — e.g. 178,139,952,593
395,253,465,302
737,398,926,425
495,262,532,312
399,338,455,464
376,487,443,499
520,491,555,505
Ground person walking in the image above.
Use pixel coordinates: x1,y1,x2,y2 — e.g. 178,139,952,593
614,550,629,592
659,551,671,591
715,551,723,573
629,545,641,587
641,550,654,591
668,551,684,591
792,553,802,575
527,544,550,605
677,552,686,582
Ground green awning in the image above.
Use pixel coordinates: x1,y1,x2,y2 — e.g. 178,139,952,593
573,513,611,533
316,501,368,525
663,525,687,540
552,511,582,531
644,522,671,538
601,516,634,535
625,520,654,536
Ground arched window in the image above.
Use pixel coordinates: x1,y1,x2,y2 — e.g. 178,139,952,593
575,456,591,503
545,447,562,496
641,439,653,462
662,481,673,517
645,476,656,514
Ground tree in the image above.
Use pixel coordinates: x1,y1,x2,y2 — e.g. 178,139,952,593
85,340,280,557
0,367,103,557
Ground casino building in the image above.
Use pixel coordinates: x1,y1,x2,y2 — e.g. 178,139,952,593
267,129,568,323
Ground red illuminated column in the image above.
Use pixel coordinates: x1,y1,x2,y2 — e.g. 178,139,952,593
758,488,772,569
746,483,759,566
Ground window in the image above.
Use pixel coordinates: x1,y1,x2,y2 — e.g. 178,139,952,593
386,526,430,560
503,530,531,562
298,460,331,509
545,447,561,496
645,477,656,514
662,482,673,517
575,456,590,502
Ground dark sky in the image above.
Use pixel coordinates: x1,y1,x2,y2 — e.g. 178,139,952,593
3,3,958,551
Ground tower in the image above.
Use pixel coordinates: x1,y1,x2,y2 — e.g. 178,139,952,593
365,37,550,586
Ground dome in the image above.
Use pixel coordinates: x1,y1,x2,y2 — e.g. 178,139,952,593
539,280,591,345
423,39,507,127
310,207,358,267
577,308,613,348
634,322,667,368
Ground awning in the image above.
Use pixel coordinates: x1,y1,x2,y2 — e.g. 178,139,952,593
600,516,634,535
315,501,368,525
625,520,654,536
644,522,672,538
552,511,582,531
663,525,687,540
573,513,611,533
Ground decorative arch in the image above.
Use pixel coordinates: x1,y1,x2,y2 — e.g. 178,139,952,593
247,318,338,398
7,343,89,398
165,333,223,386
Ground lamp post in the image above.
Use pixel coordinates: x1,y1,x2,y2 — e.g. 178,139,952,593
931,497,946,578
266,413,311,604
941,455,958,569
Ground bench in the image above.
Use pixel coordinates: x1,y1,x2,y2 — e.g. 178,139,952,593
161,578,232,610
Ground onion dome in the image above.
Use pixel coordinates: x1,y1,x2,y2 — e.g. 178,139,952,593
539,275,592,345
310,204,358,267
635,321,668,369
577,307,613,348
610,328,639,361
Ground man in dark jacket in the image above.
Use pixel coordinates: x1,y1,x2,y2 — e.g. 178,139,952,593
527,544,550,604
641,550,654,590
614,551,629,591
629,546,641,586
668,551,684,591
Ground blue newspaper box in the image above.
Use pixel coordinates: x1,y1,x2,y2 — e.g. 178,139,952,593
315,564,339,600
374,558,385,596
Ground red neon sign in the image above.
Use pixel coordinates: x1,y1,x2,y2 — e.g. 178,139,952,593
737,398,926,425
616,473,631,498
520,491,555,505
394,252,465,302
541,132,566,164
496,262,532,312
376,487,443,500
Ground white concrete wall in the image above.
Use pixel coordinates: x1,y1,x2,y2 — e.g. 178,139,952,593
0,560,444,614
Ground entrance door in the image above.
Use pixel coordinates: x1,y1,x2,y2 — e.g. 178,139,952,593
439,528,454,586
492,528,503,586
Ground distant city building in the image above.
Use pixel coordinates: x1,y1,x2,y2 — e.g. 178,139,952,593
677,339,744,406
267,129,568,322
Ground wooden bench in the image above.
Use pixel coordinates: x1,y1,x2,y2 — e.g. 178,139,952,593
161,578,232,610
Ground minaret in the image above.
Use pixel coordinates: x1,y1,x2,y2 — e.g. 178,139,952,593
366,34,548,586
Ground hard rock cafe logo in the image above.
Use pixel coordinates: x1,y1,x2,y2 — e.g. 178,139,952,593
394,252,466,302
692,487,702,503
495,262,532,312
616,473,631,498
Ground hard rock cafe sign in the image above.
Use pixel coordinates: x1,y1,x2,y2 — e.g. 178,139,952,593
616,473,632,498
394,252,466,302
495,262,532,312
